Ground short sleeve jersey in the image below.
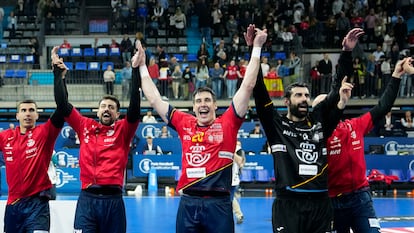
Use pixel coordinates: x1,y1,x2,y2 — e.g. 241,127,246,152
0,120,61,204
170,105,244,193
66,108,139,189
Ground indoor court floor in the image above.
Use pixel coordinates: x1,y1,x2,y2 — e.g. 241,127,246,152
1,190,414,233
70,190,414,233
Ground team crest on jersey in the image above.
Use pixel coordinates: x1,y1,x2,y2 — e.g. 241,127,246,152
107,129,115,136
186,144,210,167
27,139,35,147
295,142,318,164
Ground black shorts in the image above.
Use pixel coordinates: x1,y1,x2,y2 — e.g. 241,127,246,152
272,194,333,233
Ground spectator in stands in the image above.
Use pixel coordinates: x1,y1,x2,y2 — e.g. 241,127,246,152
211,4,223,37
401,110,414,131
7,11,17,39
366,54,377,98
119,0,130,34
237,59,247,90
152,2,165,29
381,56,392,93
148,57,160,87
171,65,182,100
287,51,301,83
226,14,239,39
197,42,210,63
249,123,263,138
352,56,365,98
318,53,333,93
60,39,71,49
336,11,351,46
121,61,132,100
223,59,239,99
142,135,163,155
310,60,321,97
393,16,408,51
364,8,380,48
195,59,210,90
181,66,194,100
103,64,116,95
110,38,120,49
156,45,166,63
231,140,245,224
29,37,40,69
159,125,172,138
137,23,266,233
380,111,397,137
210,62,225,99
382,29,394,56
173,7,186,37
159,60,170,100
0,99,64,233
0,7,4,42
142,110,158,123
320,53,412,233
214,39,229,63
260,56,270,78
120,34,133,63
195,1,213,47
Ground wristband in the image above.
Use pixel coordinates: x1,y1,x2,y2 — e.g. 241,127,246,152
252,47,261,58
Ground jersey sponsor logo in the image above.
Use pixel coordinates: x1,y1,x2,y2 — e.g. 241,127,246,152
271,144,287,152
27,138,35,147
295,142,318,164
74,229,83,233
329,148,341,155
107,129,115,136
218,151,233,159
186,167,206,178
299,164,318,175
186,144,210,167
183,135,191,141
282,130,297,137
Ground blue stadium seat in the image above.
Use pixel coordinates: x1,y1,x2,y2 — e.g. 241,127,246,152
186,54,198,62
24,55,34,64
240,169,254,182
88,62,100,71
75,62,87,70
262,52,271,58
102,61,114,71
255,169,270,182
109,47,120,56
3,69,15,78
0,55,7,63
172,54,184,62
10,54,21,63
64,62,73,70
71,48,82,56
58,48,70,57
83,48,95,61
274,52,286,60
15,70,27,79
96,48,108,61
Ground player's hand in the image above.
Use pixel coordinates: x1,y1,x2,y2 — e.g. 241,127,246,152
243,24,256,46
51,46,60,65
338,76,353,109
402,57,414,75
253,28,268,47
342,28,364,51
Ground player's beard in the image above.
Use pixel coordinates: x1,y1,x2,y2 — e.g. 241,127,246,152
289,101,308,119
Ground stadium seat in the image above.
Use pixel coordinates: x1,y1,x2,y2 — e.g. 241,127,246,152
15,69,27,79
24,55,34,64
58,48,70,57
74,62,87,82
102,61,114,71
3,69,15,78
186,54,197,62
64,62,73,70
274,52,286,60
255,169,270,182
109,47,120,56
88,62,100,71
240,169,254,182
389,169,406,182
71,48,82,62
75,62,87,70
262,52,271,58
83,48,95,61
96,47,108,57
10,54,21,63
172,54,184,62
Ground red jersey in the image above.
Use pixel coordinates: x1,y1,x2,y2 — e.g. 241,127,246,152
327,112,373,197
0,120,61,204
66,108,139,189
225,65,239,80
148,64,160,80
239,65,247,79
170,105,244,193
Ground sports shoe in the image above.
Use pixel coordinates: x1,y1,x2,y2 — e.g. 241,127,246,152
236,215,244,224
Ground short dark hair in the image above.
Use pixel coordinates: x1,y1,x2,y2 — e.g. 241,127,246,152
99,95,120,111
17,99,38,111
284,82,308,99
192,86,216,103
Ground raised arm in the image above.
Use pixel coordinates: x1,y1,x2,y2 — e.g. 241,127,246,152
370,58,412,121
232,24,267,117
51,46,73,117
133,41,170,123
126,51,141,123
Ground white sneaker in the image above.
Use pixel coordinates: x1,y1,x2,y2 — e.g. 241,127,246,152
162,96,169,101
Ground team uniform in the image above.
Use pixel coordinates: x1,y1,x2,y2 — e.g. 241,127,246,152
328,77,401,233
53,64,141,233
170,105,244,233
253,51,353,233
0,117,63,232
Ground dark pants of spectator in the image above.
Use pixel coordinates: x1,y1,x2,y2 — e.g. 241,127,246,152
105,81,114,95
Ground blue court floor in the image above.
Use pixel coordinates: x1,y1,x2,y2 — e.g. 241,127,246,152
1,191,414,233
58,190,414,233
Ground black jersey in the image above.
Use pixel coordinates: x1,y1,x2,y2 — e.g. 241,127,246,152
253,51,353,194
